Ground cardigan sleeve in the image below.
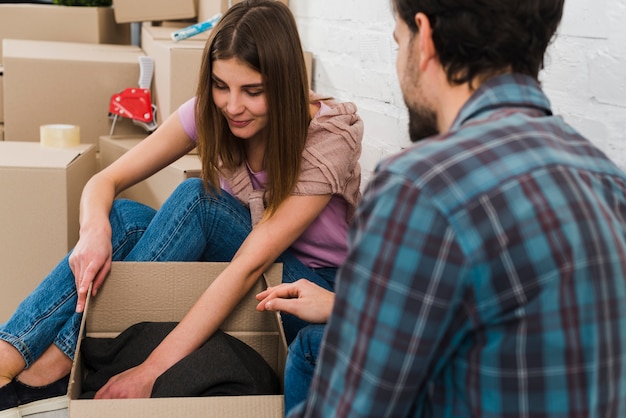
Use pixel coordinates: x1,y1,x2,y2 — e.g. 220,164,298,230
294,100,363,221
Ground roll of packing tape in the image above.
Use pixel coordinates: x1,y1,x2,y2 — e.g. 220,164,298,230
40,124,80,148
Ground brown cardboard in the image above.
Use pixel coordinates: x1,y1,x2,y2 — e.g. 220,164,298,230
99,135,202,209
68,262,287,417
0,64,3,123
0,4,130,63
0,142,97,322
112,0,196,23
141,23,206,125
2,39,148,148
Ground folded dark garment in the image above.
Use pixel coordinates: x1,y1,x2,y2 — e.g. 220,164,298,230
79,321,280,399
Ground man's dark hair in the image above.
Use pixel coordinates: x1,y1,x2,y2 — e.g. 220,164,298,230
392,0,564,86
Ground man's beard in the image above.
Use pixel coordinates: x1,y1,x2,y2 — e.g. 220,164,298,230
407,105,438,143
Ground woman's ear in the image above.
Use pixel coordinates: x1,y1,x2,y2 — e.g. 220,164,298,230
415,12,436,71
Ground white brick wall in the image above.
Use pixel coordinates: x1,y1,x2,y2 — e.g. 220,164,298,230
290,0,626,187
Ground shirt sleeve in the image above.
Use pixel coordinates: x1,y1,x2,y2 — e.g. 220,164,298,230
290,167,468,417
177,97,198,141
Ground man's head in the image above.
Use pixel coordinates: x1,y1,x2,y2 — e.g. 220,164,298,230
392,0,564,142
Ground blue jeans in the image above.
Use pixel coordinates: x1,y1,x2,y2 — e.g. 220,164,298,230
284,324,326,415
0,178,336,368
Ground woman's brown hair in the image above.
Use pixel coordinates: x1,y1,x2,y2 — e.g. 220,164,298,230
195,0,311,217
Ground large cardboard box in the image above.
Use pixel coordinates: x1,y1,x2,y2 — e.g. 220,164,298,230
112,0,196,23
68,262,287,417
99,135,202,209
141,23,207,125
2,39,148,147
0,142,97,322
0,4,130,63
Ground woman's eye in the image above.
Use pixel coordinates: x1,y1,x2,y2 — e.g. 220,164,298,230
247,90,264,97
213,83,227,90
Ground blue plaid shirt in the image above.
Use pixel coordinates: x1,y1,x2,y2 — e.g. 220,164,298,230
291,74,626,417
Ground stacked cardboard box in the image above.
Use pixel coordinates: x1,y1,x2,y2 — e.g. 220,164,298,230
2,40,149,147
141,23,208,125
0,3,131,62
99,135,202,209
112,0,196,23
0,142,97,322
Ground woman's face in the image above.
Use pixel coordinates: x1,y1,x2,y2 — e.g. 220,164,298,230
211,58,269,141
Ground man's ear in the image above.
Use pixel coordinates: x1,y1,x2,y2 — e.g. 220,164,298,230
415,12,436,71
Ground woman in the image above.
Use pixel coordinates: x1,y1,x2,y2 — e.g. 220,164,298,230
0,0,363,414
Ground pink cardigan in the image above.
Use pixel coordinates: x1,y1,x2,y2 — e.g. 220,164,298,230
177,93,363,268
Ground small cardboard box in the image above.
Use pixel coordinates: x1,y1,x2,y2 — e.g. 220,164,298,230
0,4,130,63
99,135,202,209
112,0,196,23
68,262,287,417
0,142,97,322
141,23,206,125
2,39,148,148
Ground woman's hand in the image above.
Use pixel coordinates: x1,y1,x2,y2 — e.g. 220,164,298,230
68,223,113,313
94,363,159,399
256,279,335,323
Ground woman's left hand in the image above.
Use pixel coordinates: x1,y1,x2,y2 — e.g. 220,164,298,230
93,363,159,399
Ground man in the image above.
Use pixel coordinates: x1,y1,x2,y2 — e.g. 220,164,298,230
259,0,626,416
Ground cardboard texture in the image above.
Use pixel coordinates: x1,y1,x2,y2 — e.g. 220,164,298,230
69,262,287,418
0,4,130,63
0,142,97,322
112,0,196,23
0,64,3,123
2,39,148,148
99,135,202,209
141,23,206,125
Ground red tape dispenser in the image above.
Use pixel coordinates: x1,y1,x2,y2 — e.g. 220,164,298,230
108,56,158,135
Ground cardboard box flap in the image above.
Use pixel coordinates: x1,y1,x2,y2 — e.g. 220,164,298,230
0,142,93,168
143,22,211,43
3,39,143,64
84,262,282,334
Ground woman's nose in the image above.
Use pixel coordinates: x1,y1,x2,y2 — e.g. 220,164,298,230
226,92,244,114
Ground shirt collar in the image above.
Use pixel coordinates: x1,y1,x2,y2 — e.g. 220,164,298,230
450,73,553,131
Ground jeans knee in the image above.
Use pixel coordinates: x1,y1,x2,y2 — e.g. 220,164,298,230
289,325,325,366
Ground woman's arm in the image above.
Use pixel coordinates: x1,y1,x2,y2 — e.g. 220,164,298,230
94,192,333,399
72,111,195,312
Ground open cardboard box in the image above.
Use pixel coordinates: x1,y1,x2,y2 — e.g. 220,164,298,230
68,262,287,417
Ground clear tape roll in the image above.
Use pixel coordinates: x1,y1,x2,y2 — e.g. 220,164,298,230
40,124,80,148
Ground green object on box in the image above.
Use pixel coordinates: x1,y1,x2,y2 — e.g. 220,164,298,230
53,0,113,6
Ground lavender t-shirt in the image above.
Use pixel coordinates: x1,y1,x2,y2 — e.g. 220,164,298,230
177,98,349,268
